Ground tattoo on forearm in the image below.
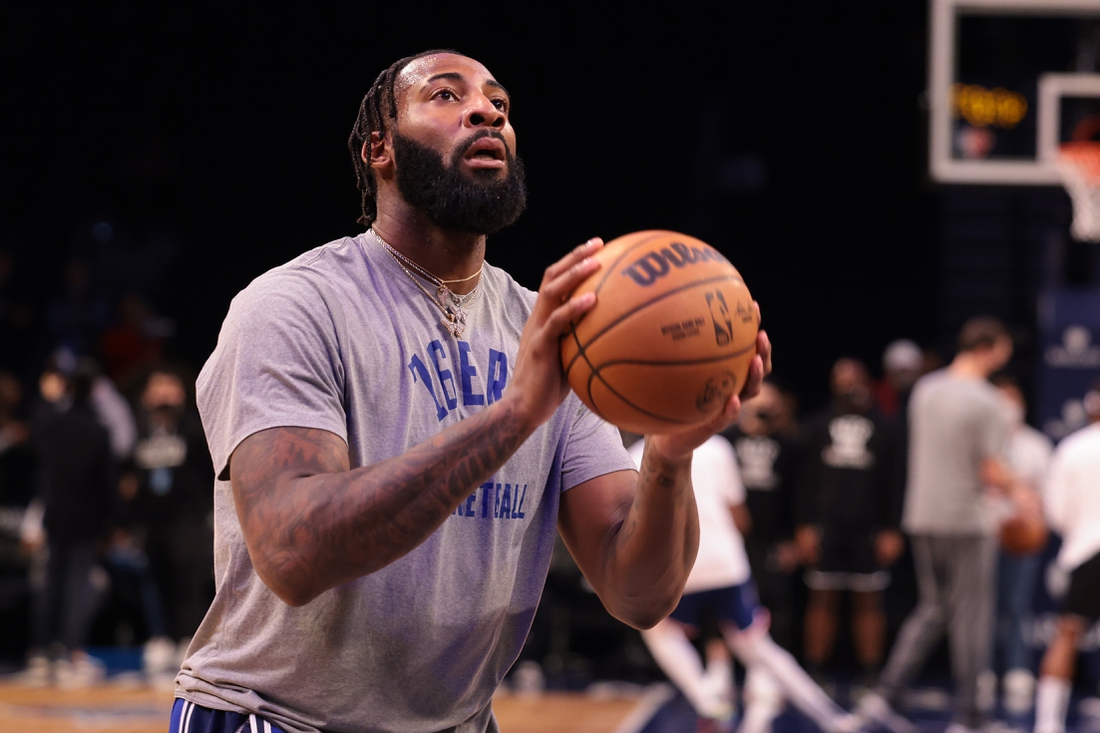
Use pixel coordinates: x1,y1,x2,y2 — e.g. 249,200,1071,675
232,405,530,602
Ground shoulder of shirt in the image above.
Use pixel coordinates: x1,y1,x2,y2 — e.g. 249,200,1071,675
1057,423,1100,456
911,369,946,394
482,260,536,303
916,368,998,401
699,434,734,455
1019,424,1053,450
238,235,361,297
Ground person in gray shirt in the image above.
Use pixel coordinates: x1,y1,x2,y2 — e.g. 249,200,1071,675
857,317,1015,733
171,50,772,733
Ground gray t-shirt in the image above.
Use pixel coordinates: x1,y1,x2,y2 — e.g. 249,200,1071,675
901,369,1009,535
180,233,634,733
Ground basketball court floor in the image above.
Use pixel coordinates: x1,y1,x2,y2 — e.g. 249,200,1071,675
0,680,648,733
2,672,1100,733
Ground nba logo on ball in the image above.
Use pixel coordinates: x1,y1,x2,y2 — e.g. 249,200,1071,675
561,230,759,435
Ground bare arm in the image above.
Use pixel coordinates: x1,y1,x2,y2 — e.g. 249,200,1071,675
230,239,605,606
980,456,1015,493
559,329,772,630
731,503,752,537
557,446,699,630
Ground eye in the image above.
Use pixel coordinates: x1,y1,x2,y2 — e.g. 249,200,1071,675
492,98,509,113
433,88,458,102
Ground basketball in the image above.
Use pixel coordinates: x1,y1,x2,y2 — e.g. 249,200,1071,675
560,230,759,435
999,509,1048,556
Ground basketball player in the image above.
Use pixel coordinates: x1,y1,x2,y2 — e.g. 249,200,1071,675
1033,381,1100,733
628,436,858,733
170,50,772,733
858,317,1015,733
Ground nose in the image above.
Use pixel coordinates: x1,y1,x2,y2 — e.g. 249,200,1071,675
464,93,506,130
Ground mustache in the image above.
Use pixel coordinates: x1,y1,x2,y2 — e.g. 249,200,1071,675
455,129,513,160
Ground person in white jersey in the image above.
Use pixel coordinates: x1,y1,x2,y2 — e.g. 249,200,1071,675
1033,382,1100,733
173,50,773,733
628,436,855,733
982,374,1052,714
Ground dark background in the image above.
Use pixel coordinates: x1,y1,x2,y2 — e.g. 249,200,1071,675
0,1,1080,409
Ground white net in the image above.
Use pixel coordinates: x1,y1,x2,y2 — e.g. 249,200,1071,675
1058,142,1100,243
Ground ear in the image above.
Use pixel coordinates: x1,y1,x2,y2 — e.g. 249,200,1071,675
367,131,393,174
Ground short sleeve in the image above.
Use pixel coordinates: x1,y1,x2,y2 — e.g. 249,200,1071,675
978,393,1011,461
196,270,348,480
711,435,746,507
1044,442,1070,535
559,398,635,492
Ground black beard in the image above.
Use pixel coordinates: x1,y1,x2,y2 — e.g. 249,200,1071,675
392,131,527,235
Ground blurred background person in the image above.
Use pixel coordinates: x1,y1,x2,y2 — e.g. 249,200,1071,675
859,316,1015,733
873,340,923,423
722,379,803,653
1033,382,1100,733
796,358,904,688
37,349,136,462
982,374,1052,715
629,435,857,733
129,366,214,679
26,363,115,688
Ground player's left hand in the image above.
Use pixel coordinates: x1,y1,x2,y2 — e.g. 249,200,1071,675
875,529,905,567
739,302,771,401
645,303,771,462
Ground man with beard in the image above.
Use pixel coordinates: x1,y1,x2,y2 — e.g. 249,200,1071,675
174,50,772,733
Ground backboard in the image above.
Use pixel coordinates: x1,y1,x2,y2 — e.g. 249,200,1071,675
929,0,1100,185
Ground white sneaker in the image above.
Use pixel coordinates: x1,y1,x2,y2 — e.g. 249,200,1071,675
853,692,918,733
56,652,105,689
143,636,177,678
511,660,544,696
1003,669,1035,714
17,654,51,687
943,723,978,733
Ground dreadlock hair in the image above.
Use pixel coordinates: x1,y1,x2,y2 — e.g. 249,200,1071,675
348,49,459,227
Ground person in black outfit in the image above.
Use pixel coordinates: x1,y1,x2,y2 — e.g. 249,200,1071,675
722,379,802,653
130,367,214,669
795,358,905,683
32,362,115,685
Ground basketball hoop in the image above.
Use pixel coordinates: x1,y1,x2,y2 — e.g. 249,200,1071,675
1058,141,1100,243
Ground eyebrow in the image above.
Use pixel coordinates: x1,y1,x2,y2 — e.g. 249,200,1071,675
424,72,510,98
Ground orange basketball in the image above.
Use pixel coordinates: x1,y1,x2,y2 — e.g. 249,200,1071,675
1000,512,1048,555
560,230,759,435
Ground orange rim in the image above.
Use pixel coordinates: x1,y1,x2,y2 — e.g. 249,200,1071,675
1060,141,1100,182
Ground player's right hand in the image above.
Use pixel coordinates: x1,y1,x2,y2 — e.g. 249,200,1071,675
505,238,603,429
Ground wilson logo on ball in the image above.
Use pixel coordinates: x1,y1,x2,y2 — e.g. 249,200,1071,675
619,241,730,287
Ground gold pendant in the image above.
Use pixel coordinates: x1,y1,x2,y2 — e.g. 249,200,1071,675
443,306,467,338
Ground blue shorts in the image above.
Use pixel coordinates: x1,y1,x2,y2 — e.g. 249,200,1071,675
170,698,287,733
668,580,760,631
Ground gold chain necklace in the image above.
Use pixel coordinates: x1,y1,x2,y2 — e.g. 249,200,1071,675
370,228,483,338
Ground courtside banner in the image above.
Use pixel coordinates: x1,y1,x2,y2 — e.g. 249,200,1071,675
1036,288,1100,443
